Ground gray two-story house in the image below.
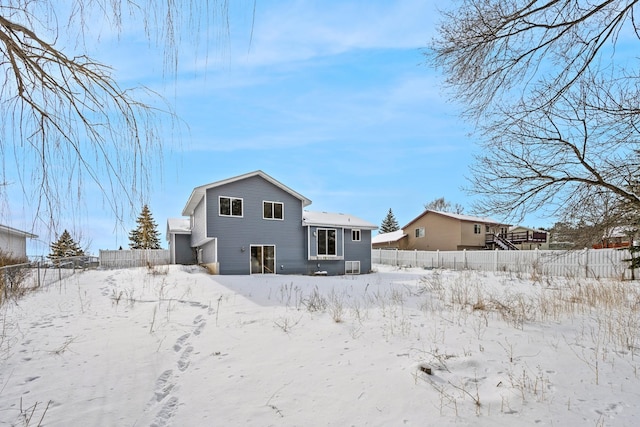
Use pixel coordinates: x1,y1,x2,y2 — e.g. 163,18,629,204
166,171,377,275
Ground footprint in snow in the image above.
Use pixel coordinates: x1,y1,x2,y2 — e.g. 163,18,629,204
152,370,175,403
173,333,190,352
151,396,179,427
177,346,193,372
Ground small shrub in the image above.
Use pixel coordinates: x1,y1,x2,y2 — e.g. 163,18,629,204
0,250,31,306
304,286,327,312
327,289,345,323
147,263,169,275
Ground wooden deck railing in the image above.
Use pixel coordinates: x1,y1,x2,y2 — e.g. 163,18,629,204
485,231,547,245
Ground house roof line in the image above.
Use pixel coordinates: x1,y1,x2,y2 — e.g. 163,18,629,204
402,209,508,229
166,218,191,240
302,210,378,230
181,170,312,216
0,224,38,239
372,230,407,244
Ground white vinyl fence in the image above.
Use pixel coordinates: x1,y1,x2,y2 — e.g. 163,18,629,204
99,249,170,269
372,248,636,280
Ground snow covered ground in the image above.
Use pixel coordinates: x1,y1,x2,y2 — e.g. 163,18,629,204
1,264,639,426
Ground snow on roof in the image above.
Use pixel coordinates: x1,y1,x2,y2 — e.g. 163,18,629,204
302,211,377,230
605,226,636,238
372,230,406,245
509,225,547,233
0,224,37,238
403,210,506,228
166,218,191,234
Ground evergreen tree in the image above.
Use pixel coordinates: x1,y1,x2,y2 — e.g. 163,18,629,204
129,205,162,249
49,230,85,261
380,208,400,234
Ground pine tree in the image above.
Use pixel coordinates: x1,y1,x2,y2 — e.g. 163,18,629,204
380,208,400,234
129,204,162,249
49,230,85,261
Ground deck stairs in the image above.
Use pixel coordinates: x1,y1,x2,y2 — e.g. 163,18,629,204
494,234,519,250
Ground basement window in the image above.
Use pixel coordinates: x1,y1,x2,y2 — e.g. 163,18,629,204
346,261,360,275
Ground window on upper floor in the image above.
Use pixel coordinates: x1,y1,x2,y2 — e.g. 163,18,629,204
415,227,425,238
317,229,337,256
219,196,243,217
474,224,482,234
263,201,284,220
352,229,361,241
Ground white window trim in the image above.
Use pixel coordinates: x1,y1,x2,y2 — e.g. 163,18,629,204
345,260,360,275
317,228,338,256
352,229,361,241
219,196,243,217
263,200,284,220
415,227,425,238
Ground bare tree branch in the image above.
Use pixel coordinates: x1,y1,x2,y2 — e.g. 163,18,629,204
432,1,640,236
468,75,640,224
0,1,252,244
430,0,640,120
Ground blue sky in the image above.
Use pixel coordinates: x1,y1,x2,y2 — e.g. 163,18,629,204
7,1,550,255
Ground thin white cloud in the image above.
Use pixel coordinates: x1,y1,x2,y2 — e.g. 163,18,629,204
192,0,438,70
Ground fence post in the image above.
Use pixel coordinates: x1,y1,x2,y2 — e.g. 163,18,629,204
584,248,589,278
415,249,418,268
437,250,440,268
395,249,399,266
463,249,467,270
494,249,498,271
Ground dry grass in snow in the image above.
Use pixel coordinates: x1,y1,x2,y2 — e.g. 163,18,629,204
1,264,639,426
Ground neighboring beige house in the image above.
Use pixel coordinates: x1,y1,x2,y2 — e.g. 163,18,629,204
401,210,509,251
0,224,37,259
373,210,550,252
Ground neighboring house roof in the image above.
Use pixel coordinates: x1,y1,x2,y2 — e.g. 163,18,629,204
302,211,378,230
166,218,191,240
181,170,312,216
372,230,407,245
403,210,506,229
509,226,547,233
0,224,37,239
603,226,635,239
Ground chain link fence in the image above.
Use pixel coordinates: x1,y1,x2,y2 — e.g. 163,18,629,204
0,256,99,307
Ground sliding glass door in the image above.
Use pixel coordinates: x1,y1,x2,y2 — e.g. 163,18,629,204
250,245,275,274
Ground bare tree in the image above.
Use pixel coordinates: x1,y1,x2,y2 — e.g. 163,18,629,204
468,75,640,219
424,197,465,214
430,0,640,120
0,1,240,231
430,1,640,228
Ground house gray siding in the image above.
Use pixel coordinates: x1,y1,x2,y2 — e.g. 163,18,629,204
205,175,307,275
191,198,206,246
303,228,372,275
344,229,373,273
199,239,217,265
173,234,194,264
